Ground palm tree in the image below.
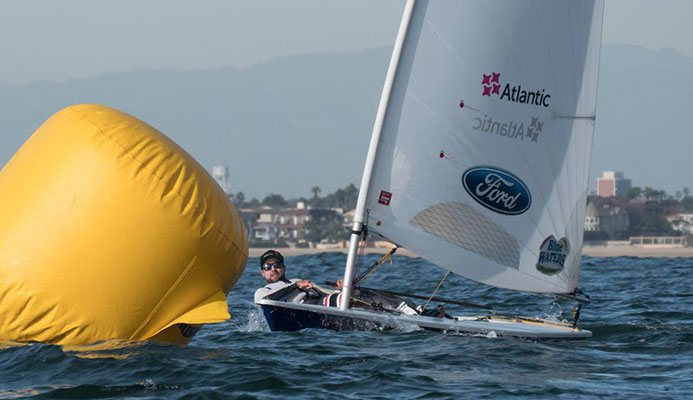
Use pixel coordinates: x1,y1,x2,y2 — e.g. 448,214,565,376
311,186,321,205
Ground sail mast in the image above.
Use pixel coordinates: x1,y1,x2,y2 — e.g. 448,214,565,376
340,0,417,311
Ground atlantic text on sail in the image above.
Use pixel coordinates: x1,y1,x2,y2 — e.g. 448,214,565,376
499,84,551,107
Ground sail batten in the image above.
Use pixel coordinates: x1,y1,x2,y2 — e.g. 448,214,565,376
359,0,604,294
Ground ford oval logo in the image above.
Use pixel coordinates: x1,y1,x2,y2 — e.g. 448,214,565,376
462,166,531,215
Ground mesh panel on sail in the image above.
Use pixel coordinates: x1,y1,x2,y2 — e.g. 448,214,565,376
410,202,520,269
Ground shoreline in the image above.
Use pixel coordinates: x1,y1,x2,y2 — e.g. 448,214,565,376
580,246,693,258
249,246,693,258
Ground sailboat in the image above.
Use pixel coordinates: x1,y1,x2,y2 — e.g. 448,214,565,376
256,0,605,339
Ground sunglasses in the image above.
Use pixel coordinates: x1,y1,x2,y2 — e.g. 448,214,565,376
261,261,284,271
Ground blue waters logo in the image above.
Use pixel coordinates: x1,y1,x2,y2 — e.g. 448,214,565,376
536,235,569,275
462,166,531,215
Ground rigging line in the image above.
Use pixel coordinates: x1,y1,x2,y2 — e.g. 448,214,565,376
552,288,591,305
354,299,399,314
419,270,451,315
356,246,398,284
351,297,378,307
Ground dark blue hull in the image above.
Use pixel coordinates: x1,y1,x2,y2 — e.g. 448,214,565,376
257,300,592,338
260,303,384,332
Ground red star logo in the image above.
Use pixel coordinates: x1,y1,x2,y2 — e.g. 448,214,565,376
491,72,501,83
491,84,500,95
482,74,491,85
482,86,492,96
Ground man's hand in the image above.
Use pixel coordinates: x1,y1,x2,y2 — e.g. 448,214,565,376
335,279,344,290
296,280,313,289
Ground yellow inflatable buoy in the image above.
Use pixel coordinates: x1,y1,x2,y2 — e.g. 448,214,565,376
0,105,248,345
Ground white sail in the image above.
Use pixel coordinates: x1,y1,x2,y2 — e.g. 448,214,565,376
359,0,605,294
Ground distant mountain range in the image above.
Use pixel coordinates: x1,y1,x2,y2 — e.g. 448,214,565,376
1,44,690,199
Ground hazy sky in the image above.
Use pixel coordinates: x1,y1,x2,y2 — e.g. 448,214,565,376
1,0,693,85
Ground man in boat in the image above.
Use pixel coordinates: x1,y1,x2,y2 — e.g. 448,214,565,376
253,250,442,315
254,249,343,305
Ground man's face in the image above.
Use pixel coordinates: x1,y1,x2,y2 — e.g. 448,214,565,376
261,257,285,283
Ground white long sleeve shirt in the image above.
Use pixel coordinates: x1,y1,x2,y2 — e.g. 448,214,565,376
254,278,307,303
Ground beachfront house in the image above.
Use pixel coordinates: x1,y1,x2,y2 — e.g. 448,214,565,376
585,201,630,239
239,201,343,246
667,213,693,234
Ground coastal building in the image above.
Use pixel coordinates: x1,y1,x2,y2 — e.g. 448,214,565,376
211,164,231,195
252,224,278,241
342,209,356,228
584,201,630,239
239,203,342,246
596,171,631,198
667,213,693,234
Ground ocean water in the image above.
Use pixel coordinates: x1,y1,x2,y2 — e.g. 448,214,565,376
1,254,691,399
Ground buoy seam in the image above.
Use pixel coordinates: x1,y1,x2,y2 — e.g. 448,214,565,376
129,255,198,340
66,106,248,259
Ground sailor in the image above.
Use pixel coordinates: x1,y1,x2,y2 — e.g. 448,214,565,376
253,250,431,314
254,249,335,304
